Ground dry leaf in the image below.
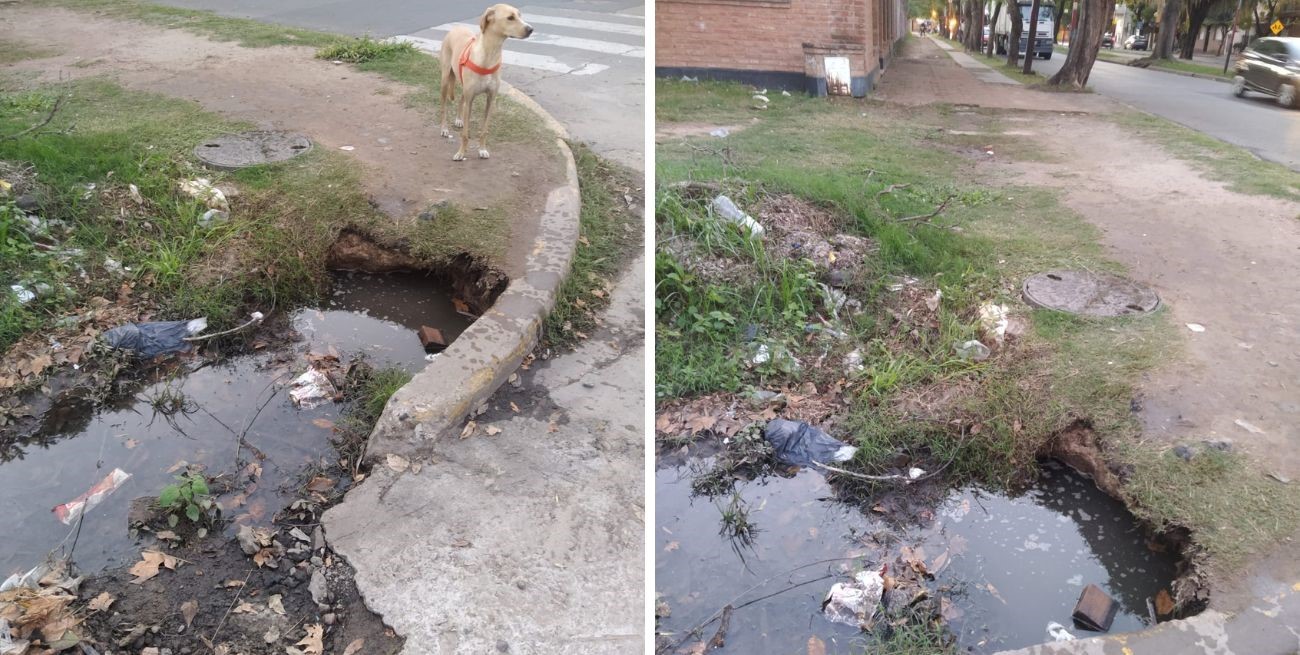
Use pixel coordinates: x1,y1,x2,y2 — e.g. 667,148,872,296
986,583,1006,604
253,548,276,568
343,639,365,655
460,420,477,439
223,579,246,589
87,592,115,612
181,600,198,627
296,624,324,655
386,454,410,473
306,476,336,493
485,426,502,436
124,438,140,449
509,402,520,413
1155,589,1174,616
664,541,680,552
268,594,286,615
311,418,335,430
155,530,180,541
232,601,256,614
129,550,179,584
807,635,826,655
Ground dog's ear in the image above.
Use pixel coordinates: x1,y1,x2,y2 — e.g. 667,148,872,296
479,6,494,34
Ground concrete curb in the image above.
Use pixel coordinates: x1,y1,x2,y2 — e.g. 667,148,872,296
1092,53,1231,84
365,94,580,461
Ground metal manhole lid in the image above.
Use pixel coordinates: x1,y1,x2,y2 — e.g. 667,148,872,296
1023,270,1160,317
194,131,313,170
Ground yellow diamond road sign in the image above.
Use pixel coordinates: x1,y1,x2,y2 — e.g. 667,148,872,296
1271,19,1285,35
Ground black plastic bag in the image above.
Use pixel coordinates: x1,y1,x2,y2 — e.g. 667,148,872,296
764,419,858,466
102,318,207,357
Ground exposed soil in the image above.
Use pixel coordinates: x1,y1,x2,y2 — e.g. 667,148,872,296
653,120,757,142
0,6,561,234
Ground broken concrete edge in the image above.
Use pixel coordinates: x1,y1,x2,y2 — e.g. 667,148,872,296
362,120,579,462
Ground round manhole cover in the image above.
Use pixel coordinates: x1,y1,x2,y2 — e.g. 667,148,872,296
194,131,313,170
1023,270,1160,317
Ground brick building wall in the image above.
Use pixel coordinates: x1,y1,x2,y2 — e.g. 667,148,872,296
656,0,907,97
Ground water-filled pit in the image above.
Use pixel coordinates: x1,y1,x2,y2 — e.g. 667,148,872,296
0,272,469,576
655,457,1178,653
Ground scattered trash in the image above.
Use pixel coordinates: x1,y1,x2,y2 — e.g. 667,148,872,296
1172,445,1194,461
752,94,770,104
1233,418,1265,434
52,468,132,525
424,352,441,362
819,284,848,319
844,348,864,373
805,323,847,340
764,419,857,466
127,183,143,204
1185,323,1206,333
822,567,885,628
710,195,765,237
200,208,229,226
102,318,208,357
781,90,792,96
1072,583,1117,632
178,178,229,211
290,367,337,409
418,325,447,353
978,302,1010,344
1269,472,1292,484
708,127,730,138
750,343,771,365
925,289,942,312
0,559,83,653
747,342,800,373
103,257,124,275
339,145,356,151
1047,621,1077,641
680,75,699,82
907,467,925,480
954,339,991,361
8,285,33,305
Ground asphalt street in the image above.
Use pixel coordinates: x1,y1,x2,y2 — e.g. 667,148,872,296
1033,49,1300,171
155,0,645,170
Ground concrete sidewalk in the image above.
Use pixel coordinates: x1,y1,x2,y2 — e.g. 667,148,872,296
997,575,1300,655
931,36,1023,85
322,257,645,655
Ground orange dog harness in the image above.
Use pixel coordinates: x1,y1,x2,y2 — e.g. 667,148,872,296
458,36,501,80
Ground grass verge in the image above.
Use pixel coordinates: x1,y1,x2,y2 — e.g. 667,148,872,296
654,77,1300,577
542,143,643,349
1111,109,1300,202
1095,49,1232,80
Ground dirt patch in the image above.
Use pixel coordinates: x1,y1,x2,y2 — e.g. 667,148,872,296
0,6,562,222
327,230,507,315
875,37,1114,113
654,120,756,142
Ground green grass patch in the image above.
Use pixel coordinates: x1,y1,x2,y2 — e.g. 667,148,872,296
1112,109,1300,202
655,78,1300,566
316,36,418,63
543,143,642,349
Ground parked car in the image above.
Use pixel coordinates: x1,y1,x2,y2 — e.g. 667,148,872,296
1233,37,1300,108
1124,34,1149,50
1101,32,1115,48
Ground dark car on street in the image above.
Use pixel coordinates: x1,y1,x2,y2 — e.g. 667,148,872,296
1124,34,1149,50
1102,32,1114,48
1233,37,1300,108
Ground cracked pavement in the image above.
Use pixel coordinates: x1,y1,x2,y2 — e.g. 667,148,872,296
322,256,645,655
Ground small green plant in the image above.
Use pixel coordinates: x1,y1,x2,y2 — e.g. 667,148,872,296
158,472,214,531
316,36,417,63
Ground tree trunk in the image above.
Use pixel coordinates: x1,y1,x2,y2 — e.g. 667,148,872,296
1154,0,1183,58
1008,1,1023,66
1023,0,1043,72
1201,23,1211,51
1048,0,1114,87
1180,3,1210,59
987,1,1004,55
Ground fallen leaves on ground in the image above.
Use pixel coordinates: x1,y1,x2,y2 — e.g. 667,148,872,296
807,636,827,655
460,420,477,439
180,599,198,627
305,476,336,493
129,550,180,584
267,594,285,615
86,591,115,612
386,454,410,473
289,624,324,655
0,559,84,650
484,425,502,436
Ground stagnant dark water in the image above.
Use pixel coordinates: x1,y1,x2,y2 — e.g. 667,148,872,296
0,272,469,576
655,459,1178,653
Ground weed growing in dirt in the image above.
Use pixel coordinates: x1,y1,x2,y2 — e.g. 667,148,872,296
1112,109,1300,202
0,39,57,65
333,365,412,475
158,472,214,532
316,37,417,64
543,143,642,349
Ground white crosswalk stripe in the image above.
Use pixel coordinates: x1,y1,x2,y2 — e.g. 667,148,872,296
394,9,642,78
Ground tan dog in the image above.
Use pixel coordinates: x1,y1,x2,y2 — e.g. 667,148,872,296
439,4,533,161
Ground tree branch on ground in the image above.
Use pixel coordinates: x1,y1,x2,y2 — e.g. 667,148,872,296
0,95,64,143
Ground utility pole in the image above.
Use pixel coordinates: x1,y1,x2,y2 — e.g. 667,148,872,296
1223,0,1243,74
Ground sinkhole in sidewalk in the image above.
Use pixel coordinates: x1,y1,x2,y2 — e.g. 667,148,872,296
0,271,472,577
655,458,1179,654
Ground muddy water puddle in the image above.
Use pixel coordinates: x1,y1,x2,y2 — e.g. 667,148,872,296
656,459,1177,653
0,272,468,576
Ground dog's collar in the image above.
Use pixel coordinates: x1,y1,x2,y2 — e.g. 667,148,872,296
459,36,501,78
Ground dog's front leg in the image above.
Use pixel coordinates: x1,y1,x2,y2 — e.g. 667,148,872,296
477,90,495,159
453,91,473,161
